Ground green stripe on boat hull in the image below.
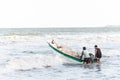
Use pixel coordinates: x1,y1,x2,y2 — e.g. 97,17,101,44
48,43,84,62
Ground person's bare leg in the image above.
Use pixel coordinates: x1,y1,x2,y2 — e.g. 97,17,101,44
98,58,101,63
97,58,99,63
97,58,100,63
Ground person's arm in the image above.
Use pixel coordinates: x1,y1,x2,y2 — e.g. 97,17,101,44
80,51,84,59
51,40,54,44
95,49,97,58
52,40,62,49
51,40,58,46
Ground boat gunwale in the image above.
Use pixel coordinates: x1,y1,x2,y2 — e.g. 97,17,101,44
48,42,84,62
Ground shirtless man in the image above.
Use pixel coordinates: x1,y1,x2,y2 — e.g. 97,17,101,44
94,45,102,63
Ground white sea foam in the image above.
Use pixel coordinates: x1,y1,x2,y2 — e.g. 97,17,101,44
4,54,64,71
0,29,120,80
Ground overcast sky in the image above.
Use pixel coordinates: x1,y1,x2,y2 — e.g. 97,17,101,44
0,0,120,28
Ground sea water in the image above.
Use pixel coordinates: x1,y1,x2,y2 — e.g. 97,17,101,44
0,27,120,80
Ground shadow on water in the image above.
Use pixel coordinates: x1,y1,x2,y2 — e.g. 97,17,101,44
63,63,101,71
95,64,101,71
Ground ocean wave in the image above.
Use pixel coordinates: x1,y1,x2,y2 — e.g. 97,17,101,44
5,54,64,71
0,32,119,73
0,33,120,44
47,33,120,42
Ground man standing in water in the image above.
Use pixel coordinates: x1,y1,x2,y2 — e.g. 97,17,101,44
94,45,102,63
80,47,90,64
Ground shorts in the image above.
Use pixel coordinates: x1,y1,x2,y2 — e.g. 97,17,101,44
96,54,102,58
84,58,90,63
